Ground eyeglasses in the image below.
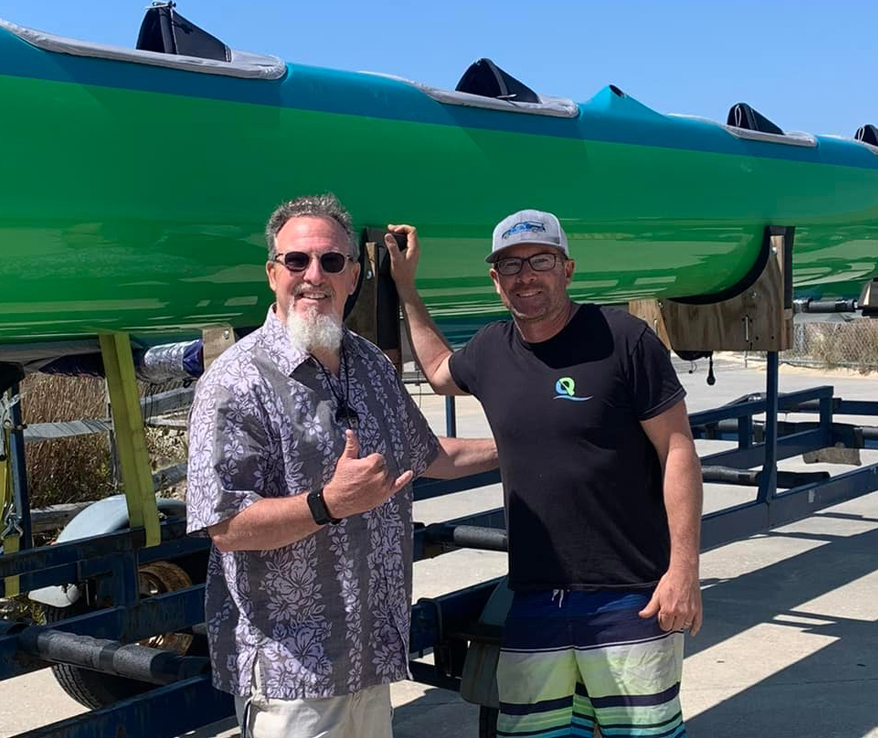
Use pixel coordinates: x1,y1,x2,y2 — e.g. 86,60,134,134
273,251,353,274
494,252,565,276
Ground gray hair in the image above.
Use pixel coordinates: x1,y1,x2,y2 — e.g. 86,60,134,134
265,193,359,262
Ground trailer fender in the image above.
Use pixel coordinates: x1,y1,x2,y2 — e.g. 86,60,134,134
28,494,186,608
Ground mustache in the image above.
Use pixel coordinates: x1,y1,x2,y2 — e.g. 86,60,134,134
293,282,335,298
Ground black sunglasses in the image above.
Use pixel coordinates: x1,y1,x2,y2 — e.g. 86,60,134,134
274,251,353,274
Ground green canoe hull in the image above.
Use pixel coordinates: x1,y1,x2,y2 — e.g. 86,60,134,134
1,23,877,344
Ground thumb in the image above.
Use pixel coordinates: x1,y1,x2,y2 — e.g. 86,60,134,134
639,591,660,620
342,429,360,459
384,232,401,257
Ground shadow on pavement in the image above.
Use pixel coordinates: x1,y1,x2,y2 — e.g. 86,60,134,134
395,510,878,738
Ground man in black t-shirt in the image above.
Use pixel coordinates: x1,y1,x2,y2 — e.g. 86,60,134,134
386,209,703,738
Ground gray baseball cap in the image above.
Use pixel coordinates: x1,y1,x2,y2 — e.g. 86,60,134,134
487,209,569,263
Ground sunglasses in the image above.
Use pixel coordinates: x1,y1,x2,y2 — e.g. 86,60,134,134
494,252,565,276
274,251,353,274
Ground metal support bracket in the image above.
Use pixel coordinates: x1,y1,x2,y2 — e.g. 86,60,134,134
859,278,878,318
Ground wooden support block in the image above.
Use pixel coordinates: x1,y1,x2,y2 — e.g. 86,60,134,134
628,299,671,349
630,228,794,353
202,323,236,370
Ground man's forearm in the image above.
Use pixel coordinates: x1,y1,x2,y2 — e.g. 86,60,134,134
426,437,498,479
209,496,322,552
662,443,703,570
397,285,454,386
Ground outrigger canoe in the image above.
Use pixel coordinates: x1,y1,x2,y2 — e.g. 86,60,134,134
1,4,877,350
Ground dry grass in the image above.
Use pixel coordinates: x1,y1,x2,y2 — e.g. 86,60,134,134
20,375,115,508
18,375,189,509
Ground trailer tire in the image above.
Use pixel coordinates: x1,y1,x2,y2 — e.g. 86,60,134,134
42,560,196,709
479,706,498,738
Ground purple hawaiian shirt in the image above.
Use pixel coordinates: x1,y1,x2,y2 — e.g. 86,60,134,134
186,307,439,699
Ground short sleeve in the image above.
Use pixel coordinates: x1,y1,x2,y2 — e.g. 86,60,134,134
399,381,440,479
627,326,686,420
448,324,493,397
186,380,267,536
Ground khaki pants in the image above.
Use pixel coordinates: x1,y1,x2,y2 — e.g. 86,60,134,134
234,682,393,738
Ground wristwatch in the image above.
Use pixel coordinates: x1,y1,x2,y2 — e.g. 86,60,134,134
307,489,341,526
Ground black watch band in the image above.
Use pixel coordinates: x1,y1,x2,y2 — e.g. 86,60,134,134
307,489,341,526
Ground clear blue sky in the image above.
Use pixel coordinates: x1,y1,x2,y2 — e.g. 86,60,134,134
4,0,876,137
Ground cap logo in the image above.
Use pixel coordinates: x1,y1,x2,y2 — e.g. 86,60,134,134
502,220,546,240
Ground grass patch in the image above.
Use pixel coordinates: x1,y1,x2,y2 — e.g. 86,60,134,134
18,375,189,509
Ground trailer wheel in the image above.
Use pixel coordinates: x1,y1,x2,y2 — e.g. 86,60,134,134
43,560,195,709
479,706,498,738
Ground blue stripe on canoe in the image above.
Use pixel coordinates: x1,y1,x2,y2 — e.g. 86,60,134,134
590,683,680,709
1,27,876,171
500,695,573,716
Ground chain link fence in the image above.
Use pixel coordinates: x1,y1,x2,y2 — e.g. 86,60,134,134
740,318,878,373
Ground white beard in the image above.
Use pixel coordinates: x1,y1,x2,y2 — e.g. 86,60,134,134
286,305,344,354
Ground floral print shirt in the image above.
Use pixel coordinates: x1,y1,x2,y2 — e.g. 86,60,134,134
186,308,439,699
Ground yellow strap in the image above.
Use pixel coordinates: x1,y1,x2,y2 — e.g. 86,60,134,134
1,426,21,596
2,532,20,597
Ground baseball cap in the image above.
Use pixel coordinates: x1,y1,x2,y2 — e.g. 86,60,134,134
487,209,569,263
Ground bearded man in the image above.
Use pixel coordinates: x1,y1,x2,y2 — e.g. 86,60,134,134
186,194,497,738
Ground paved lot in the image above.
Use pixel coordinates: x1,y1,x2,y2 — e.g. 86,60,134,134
2,359,877,738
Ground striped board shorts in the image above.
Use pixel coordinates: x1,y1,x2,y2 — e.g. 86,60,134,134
496,588,686,738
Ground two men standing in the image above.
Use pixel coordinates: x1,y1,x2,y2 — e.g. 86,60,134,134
187,195,702,738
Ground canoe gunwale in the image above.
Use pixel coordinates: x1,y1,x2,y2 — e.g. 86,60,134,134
0,17,286,80
666,113,817,149
360,70,579,119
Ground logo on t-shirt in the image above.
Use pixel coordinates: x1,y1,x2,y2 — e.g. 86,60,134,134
554,377,592,402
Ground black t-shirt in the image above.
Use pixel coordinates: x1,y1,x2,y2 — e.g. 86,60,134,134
449,304,685,591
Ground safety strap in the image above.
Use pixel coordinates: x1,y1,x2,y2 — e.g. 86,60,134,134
1,415,22,597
